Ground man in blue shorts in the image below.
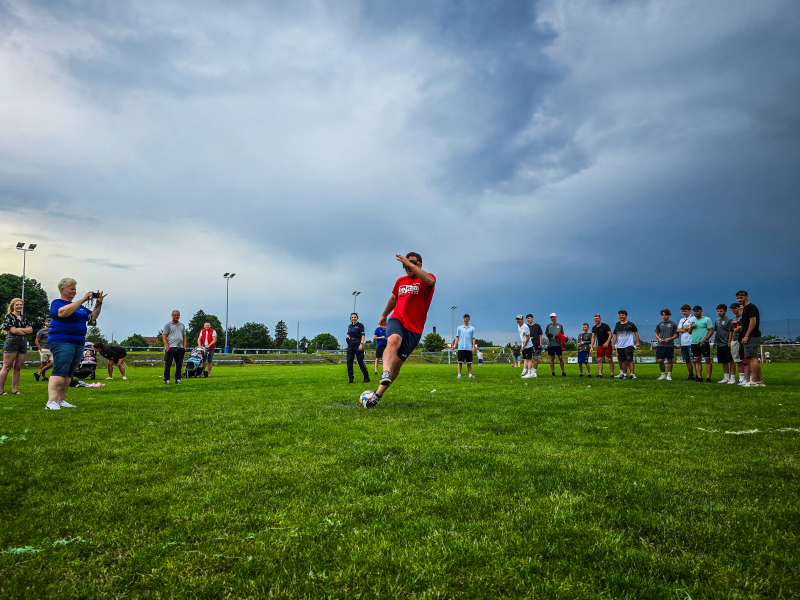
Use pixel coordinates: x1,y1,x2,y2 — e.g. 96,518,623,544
453,314,476,379
577,323,592,377
655,309,678,380
365,253,436,408
373,324,387,374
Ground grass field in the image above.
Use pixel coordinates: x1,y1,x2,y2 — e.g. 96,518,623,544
1,363,798,599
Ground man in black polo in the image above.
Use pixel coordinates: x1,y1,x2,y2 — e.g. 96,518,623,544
736,291,763,387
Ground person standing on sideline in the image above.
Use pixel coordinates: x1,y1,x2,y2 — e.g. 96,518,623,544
45,280,106,409
198,322,217,377
516,315,533,378
713,304,734,383
525,314,543,377
93,342,128,380
736,290,763,387
676,304,697,380
373,324,387,374
454,314,476,379
613,310,639,379
591,314,614,378
1,298,32,396
366,253,436,408
655,309,678,380
304,340,310,354
477,348,484,366
511,342,521,368
689,306,714,383
346,313,369,384
34,318,53,381
577,323,592,377
546,313,566,377
728,302,746,384
163,310,187,385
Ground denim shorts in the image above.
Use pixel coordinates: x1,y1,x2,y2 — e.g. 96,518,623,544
680,346,693,362
206,348,215,363
50,341,84,378
2,335,27,354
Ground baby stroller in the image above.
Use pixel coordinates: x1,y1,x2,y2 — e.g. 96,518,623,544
184,347,207,378
73,341,98,380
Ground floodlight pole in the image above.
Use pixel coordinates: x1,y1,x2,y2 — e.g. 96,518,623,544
352,291,361,314
450,306,457,365
297,321,300,354
16,243,36,313
223,273,236,352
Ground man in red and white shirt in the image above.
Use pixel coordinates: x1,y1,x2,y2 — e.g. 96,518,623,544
198,322,217,377
364,252,435,408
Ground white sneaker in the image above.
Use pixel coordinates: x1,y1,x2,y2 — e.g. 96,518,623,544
45,400,60,410
522,373,533,378
520,370,528,378
743,381,757,387
58,400,76,408
629,374,636,380
666,374,672,381
468,374,476,379
657,373,666,380
718,376,729,383
727,378,737,384
531,371,537,377
457,374,461,379
614,373,626,379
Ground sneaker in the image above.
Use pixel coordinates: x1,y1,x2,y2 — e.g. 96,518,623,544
562,372,567,377
468,374,475,379
597,375,603,379
380,370,392,387
75,381,90,388
726,378,737,384
176,379,181,385
42,377,48,381
34,372,40,382
717,378,729,383
203,372,209,378
743,381,757,387
686,375,695,381
737,380,746,386
587,374,592,378
457,374,461,379
347,379,354,384
755,381,766,387
520,370,528,378
522,372,534,378
362,378,371,383
579,373,584,377
706,378,712,383
551,372,556,377
165,380,170,385
657,374,666,381
629,374,636,380
614,374,626,379
531,371,537,377
365,393,381,409
666,374,672,381
45,400,60,410
58,400,76,408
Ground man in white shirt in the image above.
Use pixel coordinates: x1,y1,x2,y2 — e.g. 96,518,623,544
515,315,537,378
676,304,697,381
453,314,476,379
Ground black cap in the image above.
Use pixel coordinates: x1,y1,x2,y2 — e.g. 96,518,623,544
730,302,741,308
692,305,702,311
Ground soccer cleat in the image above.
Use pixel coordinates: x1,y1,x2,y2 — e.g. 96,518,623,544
34,372,40,382
468,374,476,379
365,393,381,408
58,400,76,408
380,370,392,387
457,374,461,379
45,401,60,410
42,377,48,381
657,374,667,381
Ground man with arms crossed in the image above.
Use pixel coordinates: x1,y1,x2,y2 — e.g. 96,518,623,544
613,310,639,379
546,313,566,377
713,304,734,384
163,310,187,385
591,315,614,378
365,253,435,408
655,309,678,380
728,302,746,385
198,322,217,378
525,314,543,378
736,290,763,387
373,324,387,375
34,318,53,381
577,323,592,377
676,304,696,381
454,314,476,379
689,305,714,383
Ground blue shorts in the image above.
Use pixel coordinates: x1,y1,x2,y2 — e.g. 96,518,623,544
680,346,693,362
547,346,562,356
577,351,589,364
50,341,84,378
206,349,215,363
386,318,421,361
656,346,675,360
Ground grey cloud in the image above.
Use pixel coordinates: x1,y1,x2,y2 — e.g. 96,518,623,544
83,258,138,269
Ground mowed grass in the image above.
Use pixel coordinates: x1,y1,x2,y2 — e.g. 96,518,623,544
1,363,799,599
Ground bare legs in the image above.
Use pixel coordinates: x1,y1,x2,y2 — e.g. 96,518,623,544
376,335,403,397
0,353,25,393
47,375,72,402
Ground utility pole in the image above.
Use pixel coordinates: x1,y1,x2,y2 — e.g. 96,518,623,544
352,291,361,314
450,306,457,365
223,273,236,352
16,243,37,313
297,321,300,354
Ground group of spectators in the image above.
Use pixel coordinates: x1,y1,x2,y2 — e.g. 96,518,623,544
506,290,763,385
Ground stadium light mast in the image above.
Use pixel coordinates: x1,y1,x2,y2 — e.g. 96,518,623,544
16,243,37,314
450,306,457,365
352,291,361,313
297,321,300,354
223,273,236,352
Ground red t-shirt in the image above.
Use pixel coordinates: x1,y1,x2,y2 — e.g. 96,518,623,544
390,274,436,334
200,329,217,350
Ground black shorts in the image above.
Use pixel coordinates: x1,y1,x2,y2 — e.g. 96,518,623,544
656,346,674,360
691,342,711,358
521,347,532,360
375,344,385,359
386,318,421,361
616,346,635,361
547,346,562,356
457,350,473,364
716,345,732,363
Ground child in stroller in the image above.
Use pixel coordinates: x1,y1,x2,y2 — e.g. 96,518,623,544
73,342,98,380
184,347,207,378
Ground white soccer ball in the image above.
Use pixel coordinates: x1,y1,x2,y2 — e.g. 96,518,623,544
359,390,375,408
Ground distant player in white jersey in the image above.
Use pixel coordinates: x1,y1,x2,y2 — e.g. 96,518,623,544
453,314,476,379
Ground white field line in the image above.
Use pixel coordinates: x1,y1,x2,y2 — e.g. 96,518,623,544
696,427,800,435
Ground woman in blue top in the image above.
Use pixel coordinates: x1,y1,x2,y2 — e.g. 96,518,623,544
46,278,106,411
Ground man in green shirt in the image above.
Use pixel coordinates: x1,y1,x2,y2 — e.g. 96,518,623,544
689,305,714,382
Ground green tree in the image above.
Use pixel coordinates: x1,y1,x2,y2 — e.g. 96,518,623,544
274,320,288,346
0,273,50,334
120,333,149,347
563,337,578,351
422,332,446,352
187,310,224,344
236,322,273,349
152,329,165,347
475,338,493,348
280,338,297,350
311,333,340,350
85,326,108,344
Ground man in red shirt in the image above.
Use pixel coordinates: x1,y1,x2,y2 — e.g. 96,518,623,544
364,252,435,408
198,322,217,377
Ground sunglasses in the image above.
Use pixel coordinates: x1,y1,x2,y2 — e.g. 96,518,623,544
404,260,419,268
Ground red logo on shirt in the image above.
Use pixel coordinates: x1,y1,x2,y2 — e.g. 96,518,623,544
398,284,420,296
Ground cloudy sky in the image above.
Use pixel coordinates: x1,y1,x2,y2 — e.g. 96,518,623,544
1,0,799,346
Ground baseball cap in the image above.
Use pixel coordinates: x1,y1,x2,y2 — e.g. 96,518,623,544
515,314,523,320
549,313,557,317
692,305,702,311
729,302,741,309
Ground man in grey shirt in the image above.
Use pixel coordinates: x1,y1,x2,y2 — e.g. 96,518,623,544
34,318,53,381
545,313,566,376
162,310,187,384
655,309,678,381
713,303,734,384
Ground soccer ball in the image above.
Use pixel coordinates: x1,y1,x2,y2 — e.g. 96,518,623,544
359,390,375,408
